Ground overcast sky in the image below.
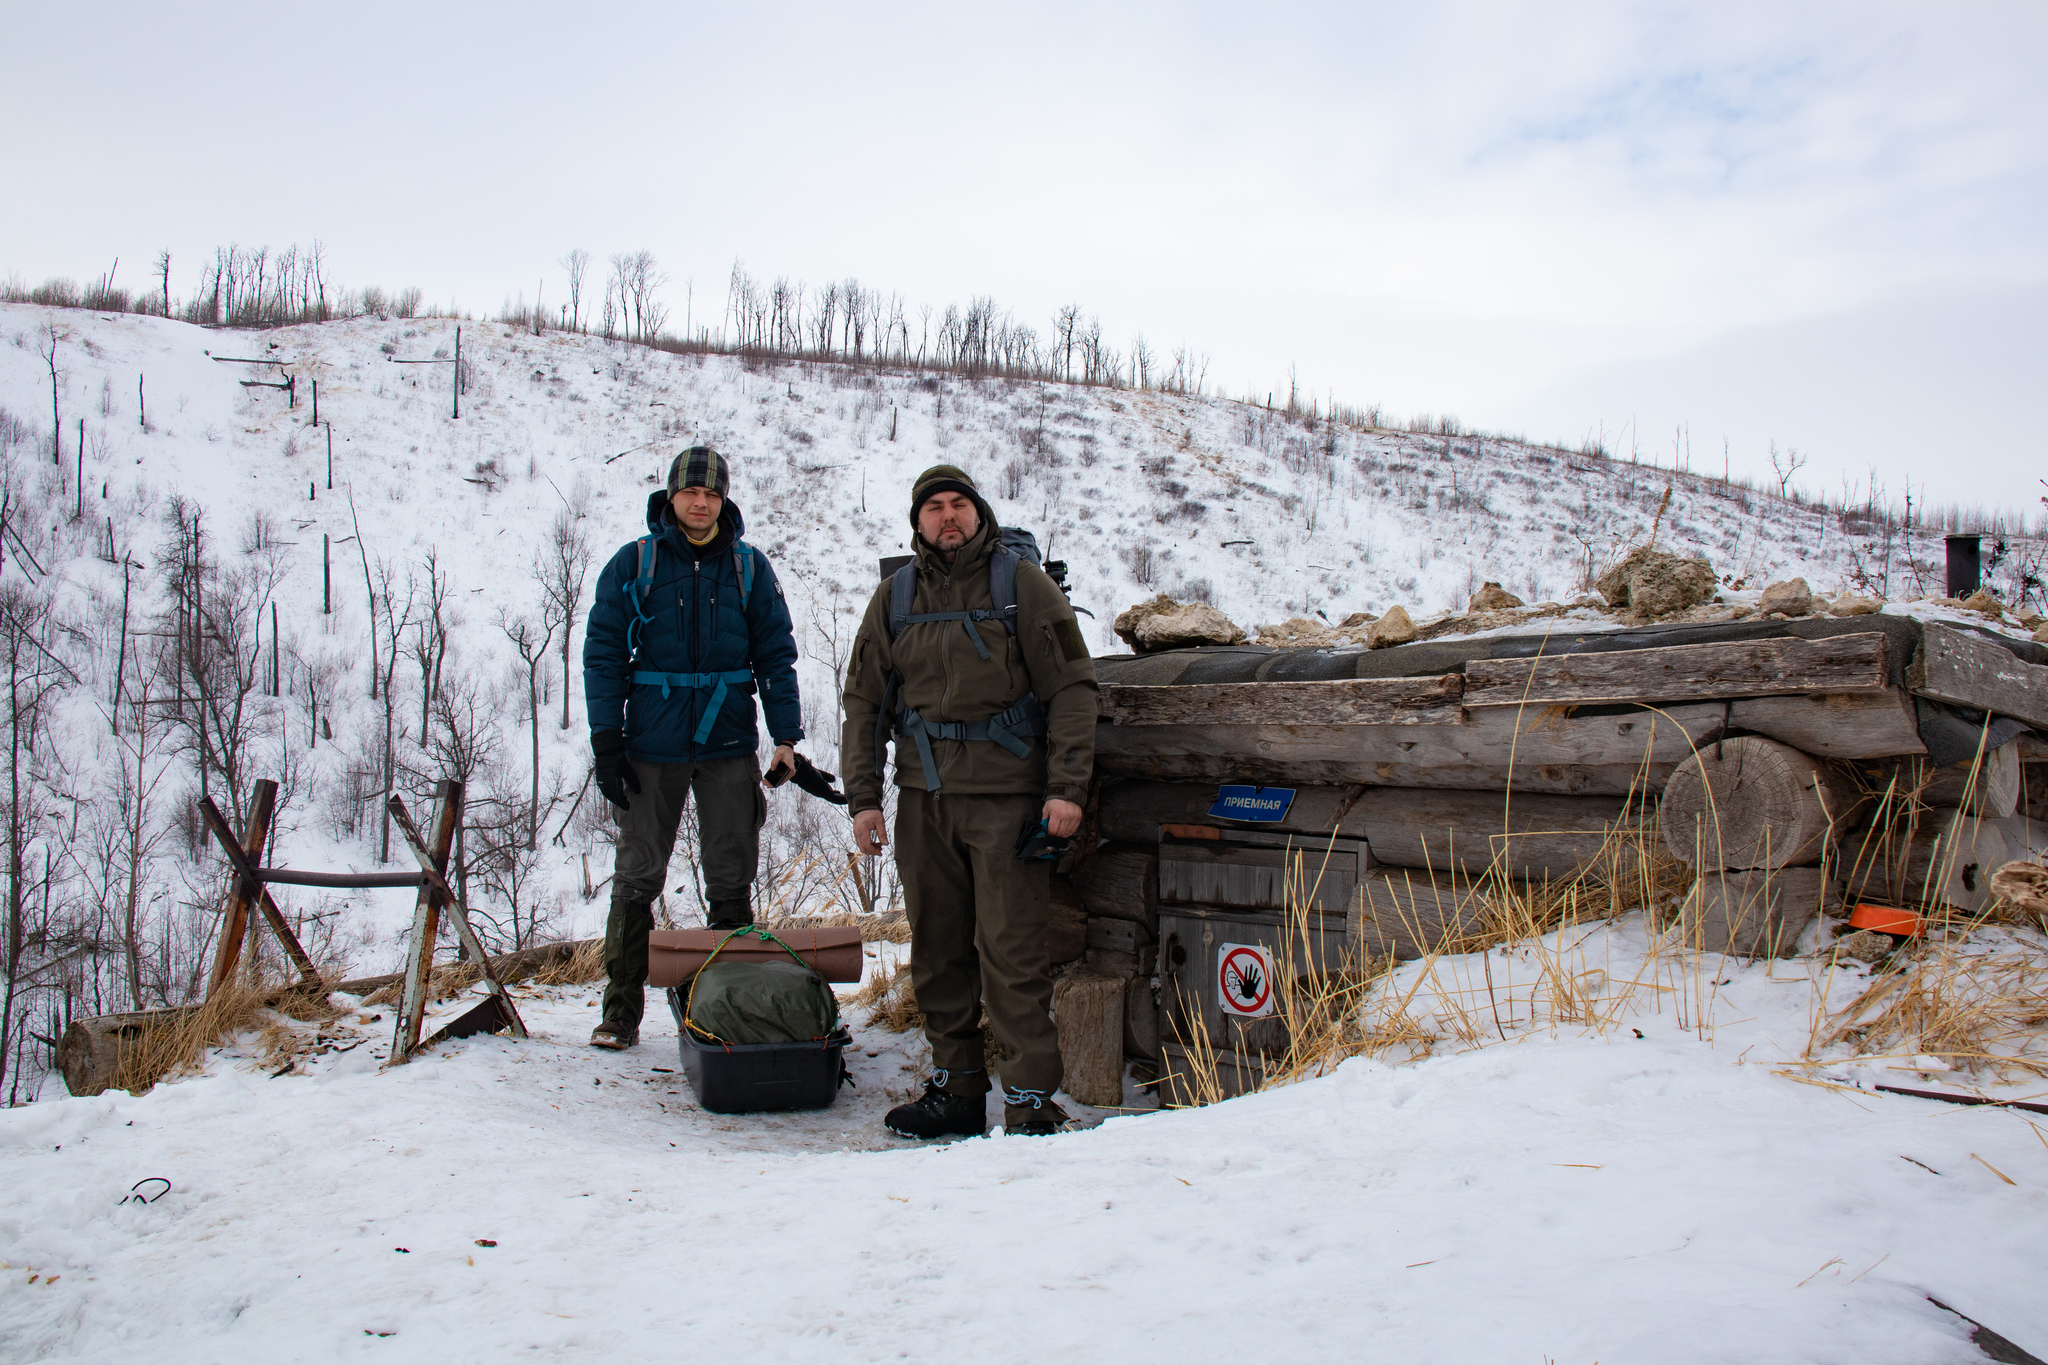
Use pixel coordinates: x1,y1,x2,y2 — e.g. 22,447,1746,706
5,2,2042,519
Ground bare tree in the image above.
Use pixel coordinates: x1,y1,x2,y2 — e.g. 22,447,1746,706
154,500,283,821
499,610,557,849
559,249,590,332
0,579,68,1098
1770,442,1808,500
37,324,62,465
404,550,454,738
372,559,416,862
537,510,594,729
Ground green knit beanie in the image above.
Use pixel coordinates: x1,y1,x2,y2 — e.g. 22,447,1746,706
909,464,982,528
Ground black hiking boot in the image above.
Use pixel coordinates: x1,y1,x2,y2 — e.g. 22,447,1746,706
1003,1088,1073,1136
705,896,754,932
589,1021,638,1050
885,1069,987,1139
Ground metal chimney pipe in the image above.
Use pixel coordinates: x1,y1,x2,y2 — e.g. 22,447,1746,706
1944,534,1981,598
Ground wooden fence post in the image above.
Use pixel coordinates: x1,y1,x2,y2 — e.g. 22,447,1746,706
393,780,464,1060
206,780,277,997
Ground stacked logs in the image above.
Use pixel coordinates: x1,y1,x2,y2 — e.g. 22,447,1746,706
1660,737,1862,957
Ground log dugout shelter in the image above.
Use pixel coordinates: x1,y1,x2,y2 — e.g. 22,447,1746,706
1049,615,2048,1105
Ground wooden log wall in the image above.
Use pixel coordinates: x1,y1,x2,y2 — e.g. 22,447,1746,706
1659,737,1865,870
1082,618,2048,1046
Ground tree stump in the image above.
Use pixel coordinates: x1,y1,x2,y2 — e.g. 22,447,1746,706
1053,970,1125,1107
1675,867,1840,958
1660,737,1862,869
58,1007,199,1097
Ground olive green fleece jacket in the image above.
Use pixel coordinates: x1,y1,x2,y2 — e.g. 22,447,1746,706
841,521,1098,812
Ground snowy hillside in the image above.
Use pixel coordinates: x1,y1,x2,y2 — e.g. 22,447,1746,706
0,302,2025,997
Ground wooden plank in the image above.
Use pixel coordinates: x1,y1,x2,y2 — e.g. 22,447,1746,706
1730,688,1925,759
254,867,427,889
1463,633,1890,708
1908,622,2048,730
393,781,463,1062
198,792,322,986
205,781,277,997
1071,845,1157,928
1095,703,1729,794
1100,674,1465,726
388,788,528,1050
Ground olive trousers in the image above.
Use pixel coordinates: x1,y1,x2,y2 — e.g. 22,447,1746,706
895,788,1060,1095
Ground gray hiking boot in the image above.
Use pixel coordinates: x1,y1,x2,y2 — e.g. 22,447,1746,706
1003,1087,1073,1136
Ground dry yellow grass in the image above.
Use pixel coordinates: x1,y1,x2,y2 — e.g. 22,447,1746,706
1161,731,2048,1107
851,960,923,1032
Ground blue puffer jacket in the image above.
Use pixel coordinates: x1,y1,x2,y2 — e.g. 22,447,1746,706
583,493,803,765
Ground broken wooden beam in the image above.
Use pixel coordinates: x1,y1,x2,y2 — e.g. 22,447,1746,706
1463,632,1891,708
1907,622,2048,730
1100,674,1465,726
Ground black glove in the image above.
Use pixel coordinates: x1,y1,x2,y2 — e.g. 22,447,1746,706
792,753,846,806
591,729,640,810
765,750,847,806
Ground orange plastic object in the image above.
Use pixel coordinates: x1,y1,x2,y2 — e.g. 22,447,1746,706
646,927,864,987
1846,903,1924,937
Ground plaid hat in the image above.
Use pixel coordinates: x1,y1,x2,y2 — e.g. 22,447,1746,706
667,445,729,498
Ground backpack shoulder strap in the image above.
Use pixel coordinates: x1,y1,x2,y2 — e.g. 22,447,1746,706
731,539,755,602
631,535,658,608
989,541,1019,622
887,563,917,641
622,534,661,660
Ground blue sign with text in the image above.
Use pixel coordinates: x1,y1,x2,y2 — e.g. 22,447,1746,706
1208,785,1296,822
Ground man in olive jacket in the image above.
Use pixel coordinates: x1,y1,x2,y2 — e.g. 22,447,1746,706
843,464,1098,1138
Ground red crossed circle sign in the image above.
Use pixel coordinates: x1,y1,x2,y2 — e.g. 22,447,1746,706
1218,944,1274,1016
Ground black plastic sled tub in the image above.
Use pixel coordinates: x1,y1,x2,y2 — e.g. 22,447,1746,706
665,988,851,1114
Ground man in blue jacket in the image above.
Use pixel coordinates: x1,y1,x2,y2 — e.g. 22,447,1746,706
582,445,804,1049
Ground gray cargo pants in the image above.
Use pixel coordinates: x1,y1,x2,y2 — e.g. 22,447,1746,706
896,788,1061,1095
603,753,764,1029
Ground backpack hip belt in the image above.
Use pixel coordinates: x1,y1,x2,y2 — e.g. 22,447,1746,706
632,669,757,746
895,694,1047,790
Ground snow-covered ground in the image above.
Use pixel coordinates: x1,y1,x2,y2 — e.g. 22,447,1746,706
4,918,2045,1363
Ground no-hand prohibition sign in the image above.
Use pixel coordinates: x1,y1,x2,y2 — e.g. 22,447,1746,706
1217,943,1275,1017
